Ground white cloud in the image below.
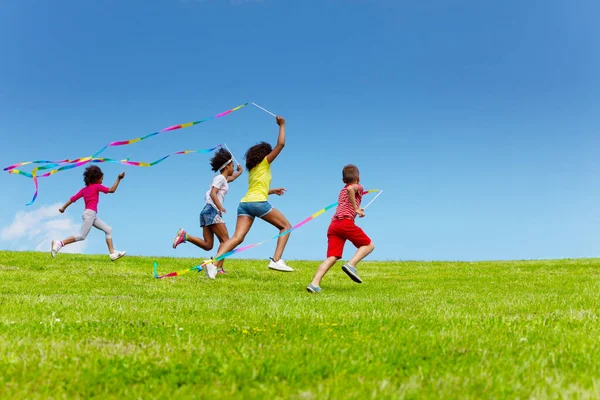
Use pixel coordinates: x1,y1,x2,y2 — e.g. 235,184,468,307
1,203,86,254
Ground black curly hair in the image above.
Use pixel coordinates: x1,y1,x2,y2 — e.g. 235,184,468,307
245,141,272,171
210,148,233,172
83,165,104,186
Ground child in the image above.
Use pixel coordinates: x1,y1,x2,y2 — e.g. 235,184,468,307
203,116,292,278
306,164,374,293
51,165,126,261
171,148,243,273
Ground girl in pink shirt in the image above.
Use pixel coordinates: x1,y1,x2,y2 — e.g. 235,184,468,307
51,165,126,261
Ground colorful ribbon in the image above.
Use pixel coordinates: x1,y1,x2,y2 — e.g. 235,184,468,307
89,103,248,158
10,145,222,205
4,103,248,205
153,189,381,279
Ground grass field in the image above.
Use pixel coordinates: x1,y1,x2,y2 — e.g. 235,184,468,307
1,251,599,399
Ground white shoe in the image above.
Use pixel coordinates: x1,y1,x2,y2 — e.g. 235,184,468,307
268,258,294,272
110,250,126,261
51,240,62,258
204,260,217,279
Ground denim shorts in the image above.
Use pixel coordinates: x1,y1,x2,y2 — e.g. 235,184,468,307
237,201,274,219
199,204,224,227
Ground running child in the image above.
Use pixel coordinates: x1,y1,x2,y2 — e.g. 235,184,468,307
172,148,243,272
51,165,126,261
306,164,374,293
203,116,292,278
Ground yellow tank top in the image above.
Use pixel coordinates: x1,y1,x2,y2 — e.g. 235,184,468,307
240,157,271,202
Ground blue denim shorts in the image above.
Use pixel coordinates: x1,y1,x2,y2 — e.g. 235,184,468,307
199,204,224,227
237,201,274,219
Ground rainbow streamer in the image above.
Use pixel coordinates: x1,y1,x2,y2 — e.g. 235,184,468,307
153,190,381,279
89,103,248,158
10,146,222,206
4,103,248,204
153,263,202,279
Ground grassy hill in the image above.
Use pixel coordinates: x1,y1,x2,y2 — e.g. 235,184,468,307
1,251,599,399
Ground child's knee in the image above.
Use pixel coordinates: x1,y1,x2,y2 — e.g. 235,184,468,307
368,242,375,251
278,220,292,231
232,235,245,246
105,226,113,239
74,234,84,242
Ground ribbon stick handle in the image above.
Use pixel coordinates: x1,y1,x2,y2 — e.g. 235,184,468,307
363,190,383,210
222,143,240,167
251,102,277,117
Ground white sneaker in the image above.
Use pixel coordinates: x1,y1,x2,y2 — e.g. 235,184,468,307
110,250,126,261
51,240,62,258
268,258,294,272
204,259,217,279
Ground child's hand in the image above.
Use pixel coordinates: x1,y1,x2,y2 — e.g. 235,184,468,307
118,172,125,180
356,208,365,218
219,207,226,215
276,116,285,126
59,208,65,214
236,164,243,173
272,188,286,196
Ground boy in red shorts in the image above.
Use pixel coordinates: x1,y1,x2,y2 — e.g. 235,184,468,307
306,164,375,293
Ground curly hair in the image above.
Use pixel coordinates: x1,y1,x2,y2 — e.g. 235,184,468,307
245,141,272,171
210,148,233,172
83,165,104,186
342,164,360,184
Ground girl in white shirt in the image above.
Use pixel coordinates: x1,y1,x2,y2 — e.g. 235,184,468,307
172,148,243,272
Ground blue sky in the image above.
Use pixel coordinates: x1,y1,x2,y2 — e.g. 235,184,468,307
1,0,598,262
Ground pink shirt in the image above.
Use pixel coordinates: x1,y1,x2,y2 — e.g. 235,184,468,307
70,184,110,212
333,183,364,221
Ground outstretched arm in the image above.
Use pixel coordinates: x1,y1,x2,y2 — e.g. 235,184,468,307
269,188,286,196
227,164,243,183
266,116,286,164
108,172,125,193
59,200,73,213
347,185,365,218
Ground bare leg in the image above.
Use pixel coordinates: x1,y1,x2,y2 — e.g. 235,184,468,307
260,209,292,262
210,223,230,269
106,238,115,254
61,236,76,246
187,227,215,251
211,216,254,261
348,242,375,267
310,256,340,287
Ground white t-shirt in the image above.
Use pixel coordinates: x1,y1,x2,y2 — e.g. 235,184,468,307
205,174,229,208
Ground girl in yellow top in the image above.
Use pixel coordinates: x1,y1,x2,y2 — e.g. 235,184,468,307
203,116,293,278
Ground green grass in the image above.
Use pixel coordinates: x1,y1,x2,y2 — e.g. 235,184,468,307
1,251,600,399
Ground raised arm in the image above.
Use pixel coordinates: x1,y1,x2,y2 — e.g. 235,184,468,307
266,116,286,164
227,164,243,183
108,172,125,193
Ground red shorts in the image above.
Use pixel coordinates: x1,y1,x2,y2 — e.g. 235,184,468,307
326,218,372,258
